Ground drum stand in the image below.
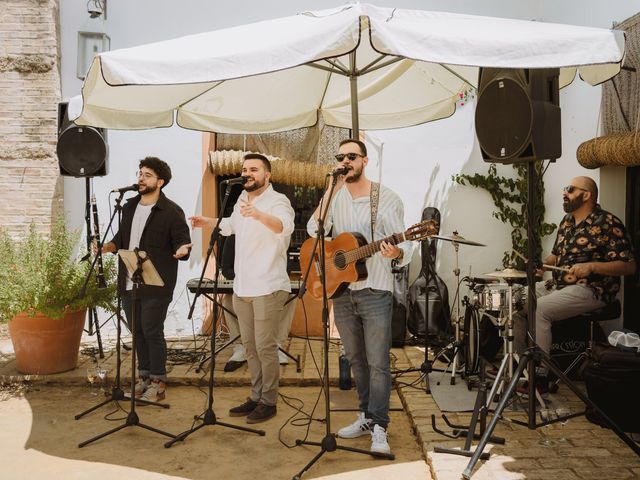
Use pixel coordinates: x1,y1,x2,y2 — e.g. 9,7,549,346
485,282,545,409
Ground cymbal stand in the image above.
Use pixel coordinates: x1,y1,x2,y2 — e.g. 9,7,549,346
447,240,465,385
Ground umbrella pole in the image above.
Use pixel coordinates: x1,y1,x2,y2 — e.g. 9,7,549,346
349,52,360,137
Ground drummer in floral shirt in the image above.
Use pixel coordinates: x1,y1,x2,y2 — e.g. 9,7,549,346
515,176,636,393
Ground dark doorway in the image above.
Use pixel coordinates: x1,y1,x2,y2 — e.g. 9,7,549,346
624,165,640,331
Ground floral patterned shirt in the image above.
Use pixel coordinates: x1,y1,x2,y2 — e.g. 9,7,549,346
551,205,635,304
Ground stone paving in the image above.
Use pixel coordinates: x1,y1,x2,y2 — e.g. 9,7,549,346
1,334,639,479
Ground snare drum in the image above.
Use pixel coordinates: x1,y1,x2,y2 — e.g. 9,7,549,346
473,284,526,311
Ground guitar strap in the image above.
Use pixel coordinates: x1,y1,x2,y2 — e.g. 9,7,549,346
370,181,380,241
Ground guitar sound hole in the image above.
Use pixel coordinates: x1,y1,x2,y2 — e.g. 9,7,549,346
334,251,347,270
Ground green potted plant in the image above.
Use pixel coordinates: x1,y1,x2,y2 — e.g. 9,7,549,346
0,218,117,374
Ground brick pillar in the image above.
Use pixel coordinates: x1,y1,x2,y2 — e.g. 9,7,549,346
0,0,63,236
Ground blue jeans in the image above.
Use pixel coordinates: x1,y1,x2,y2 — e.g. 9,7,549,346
122,292,171,381
332,288,393,429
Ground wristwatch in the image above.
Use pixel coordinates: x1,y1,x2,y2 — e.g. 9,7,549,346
391,249,404,268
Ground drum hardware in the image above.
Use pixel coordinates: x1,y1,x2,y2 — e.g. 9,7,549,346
431,357,506,457
483,280,546,409
432,231,486,385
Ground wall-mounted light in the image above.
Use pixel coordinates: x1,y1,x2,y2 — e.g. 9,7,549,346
76,0,109,80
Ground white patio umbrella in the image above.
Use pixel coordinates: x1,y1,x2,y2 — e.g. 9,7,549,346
69,3,625,135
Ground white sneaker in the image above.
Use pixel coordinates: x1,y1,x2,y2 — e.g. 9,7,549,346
370,424,391,455
229,344,246,362
278,347,289,365
133,377,150,398
337,412,372,438
140,379,166,402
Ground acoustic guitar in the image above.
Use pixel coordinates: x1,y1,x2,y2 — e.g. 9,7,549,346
299,219,439,300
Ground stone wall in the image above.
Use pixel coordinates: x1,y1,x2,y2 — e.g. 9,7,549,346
0,0,62,236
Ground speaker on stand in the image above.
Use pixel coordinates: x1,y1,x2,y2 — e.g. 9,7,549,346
56,101,108,177
56,101,110,357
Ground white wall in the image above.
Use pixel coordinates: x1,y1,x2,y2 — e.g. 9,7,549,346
59,1,638,334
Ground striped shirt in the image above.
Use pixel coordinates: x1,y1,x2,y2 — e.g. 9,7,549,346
306,183,412,293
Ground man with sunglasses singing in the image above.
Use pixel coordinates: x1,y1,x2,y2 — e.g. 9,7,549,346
514,175,635,393
307,139,412,455
103,156,192,403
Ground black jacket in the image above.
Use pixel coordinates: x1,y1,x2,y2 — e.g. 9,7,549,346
111,191,191,299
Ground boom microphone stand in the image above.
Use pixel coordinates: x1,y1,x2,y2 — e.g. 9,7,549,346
165,181,265,448
462,160,640,478
75,189,167,420
79,249,175,447
293,173,393,480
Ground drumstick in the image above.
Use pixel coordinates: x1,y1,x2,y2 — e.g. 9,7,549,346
513,251,571,273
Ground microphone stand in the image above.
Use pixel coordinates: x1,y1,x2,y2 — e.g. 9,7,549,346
75,190,167,421
293,173,393,480
165,181,265,448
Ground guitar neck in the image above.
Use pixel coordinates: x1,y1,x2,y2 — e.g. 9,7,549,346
346,232,407,264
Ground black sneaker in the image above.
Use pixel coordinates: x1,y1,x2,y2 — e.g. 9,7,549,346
229,398,258,417
246,403,277,424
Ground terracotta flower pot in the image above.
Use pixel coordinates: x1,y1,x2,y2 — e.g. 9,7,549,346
8,309,86,374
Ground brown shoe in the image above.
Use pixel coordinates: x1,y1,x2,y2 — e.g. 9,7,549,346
246,403,277,424
229,398,259,417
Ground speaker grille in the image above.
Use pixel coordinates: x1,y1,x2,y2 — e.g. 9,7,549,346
56,125,108,177
475,77,533,160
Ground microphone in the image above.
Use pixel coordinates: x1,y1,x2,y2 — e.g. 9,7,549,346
221,176,248,185
111,183,139,193
328,166,349,177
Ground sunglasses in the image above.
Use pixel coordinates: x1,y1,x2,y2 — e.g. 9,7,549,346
335,152,364,162
563,185,589,194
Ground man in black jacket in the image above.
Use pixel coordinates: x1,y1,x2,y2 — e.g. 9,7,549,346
103,157,191,402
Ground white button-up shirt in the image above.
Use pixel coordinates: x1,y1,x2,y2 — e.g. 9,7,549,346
220,184,295,297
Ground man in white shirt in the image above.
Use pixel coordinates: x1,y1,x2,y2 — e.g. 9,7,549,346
190,153,295,423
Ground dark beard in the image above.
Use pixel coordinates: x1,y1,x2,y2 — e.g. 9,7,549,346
138,184,157,195
244,178,265,192
563,195,584,213
344,168,362,183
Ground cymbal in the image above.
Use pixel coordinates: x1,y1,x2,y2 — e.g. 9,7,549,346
431,233,486,247
484,268,527,279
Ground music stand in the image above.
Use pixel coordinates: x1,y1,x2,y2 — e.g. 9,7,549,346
78,248,175,447
164,181,265,448
292,174,393,480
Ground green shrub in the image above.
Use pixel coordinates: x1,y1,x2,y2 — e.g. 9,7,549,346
0,218,117,322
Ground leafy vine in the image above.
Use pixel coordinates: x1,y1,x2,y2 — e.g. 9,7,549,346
453,161,556,270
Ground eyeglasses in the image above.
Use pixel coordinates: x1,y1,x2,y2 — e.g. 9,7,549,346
563,185,589,194
137,170,158,180
335,152,364,162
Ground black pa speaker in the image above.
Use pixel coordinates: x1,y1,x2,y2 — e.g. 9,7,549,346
56,102,108,177
475,68,561,164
